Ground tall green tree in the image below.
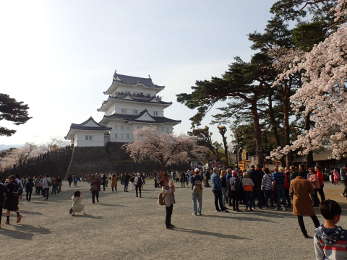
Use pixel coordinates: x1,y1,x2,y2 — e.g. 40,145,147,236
177,54,275,167
0,94,31,136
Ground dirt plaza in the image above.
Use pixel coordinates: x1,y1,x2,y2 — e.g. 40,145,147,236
1,181,346,260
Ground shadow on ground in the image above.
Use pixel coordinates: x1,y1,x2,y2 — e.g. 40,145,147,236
173,227,250,240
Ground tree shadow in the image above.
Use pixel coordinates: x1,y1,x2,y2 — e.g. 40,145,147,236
15,224,51,234
73,214,103,219
201,214,275,223
173,227,250,239
20,210,43,216
0,229,33,240
98,203,127,207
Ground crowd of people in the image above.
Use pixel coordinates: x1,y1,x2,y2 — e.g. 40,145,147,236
1,164,347,259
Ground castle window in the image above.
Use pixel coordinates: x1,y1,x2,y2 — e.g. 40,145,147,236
153,111,158,116
121,108,127,114
114,133,118,139
133,109,138,114
85,135,93,141
126,133,130,139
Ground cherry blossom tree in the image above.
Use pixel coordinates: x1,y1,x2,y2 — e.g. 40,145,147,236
124,127,210,169
270,0,347,160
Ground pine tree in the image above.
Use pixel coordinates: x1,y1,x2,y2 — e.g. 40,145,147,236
0,93,31,136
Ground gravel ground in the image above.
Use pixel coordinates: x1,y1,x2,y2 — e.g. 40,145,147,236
0,181,346,260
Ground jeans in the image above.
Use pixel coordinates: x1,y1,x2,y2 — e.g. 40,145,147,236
284,189,291,207
192,192,202,214
297,215,320,235
26,190,32,201
135,185,142,197
221,187,228,205
275,187,286,209
244,191,254,209
0,206,2,225
317,186,325,202
92,190,99,203
165,205,173,227
212,190,225,211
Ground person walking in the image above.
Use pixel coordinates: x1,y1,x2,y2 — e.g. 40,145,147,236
0,180,7,228
134,173,143,198
211,168,228,212
111,174,118,192
67,175,73,187
42,176,50,200
315,166,325,203
25,178,34,201
191,168,203,216
272,167,286,210
242,171,255,211
4,176,23,225
261,168,274,208
123,173,130,192
307,168,321,206
229,170,242,211
90,175,101,204
163,182,175,229
289,175,320,238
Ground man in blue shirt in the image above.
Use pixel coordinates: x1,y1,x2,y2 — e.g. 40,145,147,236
272,167,286,210
211,168,228,212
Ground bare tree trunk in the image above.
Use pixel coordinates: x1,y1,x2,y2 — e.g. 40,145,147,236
251,100,264,167
267,93,281,147
305,112,314,168
283,84,292,167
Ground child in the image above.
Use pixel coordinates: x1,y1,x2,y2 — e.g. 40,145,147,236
69,191,85,216
314,200,347,259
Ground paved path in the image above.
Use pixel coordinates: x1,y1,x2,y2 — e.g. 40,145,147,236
0,181,346,260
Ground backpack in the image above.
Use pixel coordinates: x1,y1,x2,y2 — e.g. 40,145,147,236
158,192,166,206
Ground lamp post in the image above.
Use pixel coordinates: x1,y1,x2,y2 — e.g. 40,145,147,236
217,125,229,167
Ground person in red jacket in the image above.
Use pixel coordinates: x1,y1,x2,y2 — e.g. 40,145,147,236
315,166,325,203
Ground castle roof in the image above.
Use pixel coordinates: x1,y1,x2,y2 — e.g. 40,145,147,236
100,109,181,125
113,73,164,89
65,117,111,140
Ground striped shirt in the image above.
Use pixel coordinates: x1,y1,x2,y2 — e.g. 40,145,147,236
314,225,347,260
261,174,273,191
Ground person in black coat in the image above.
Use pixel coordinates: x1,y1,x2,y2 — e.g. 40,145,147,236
25,178,34,201
4,176,23,225
0,180,8,228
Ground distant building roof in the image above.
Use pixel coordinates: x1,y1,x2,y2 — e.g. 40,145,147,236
100,109,181,125
65,117,111,140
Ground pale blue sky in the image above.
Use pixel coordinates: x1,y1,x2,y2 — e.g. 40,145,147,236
0,0,276,145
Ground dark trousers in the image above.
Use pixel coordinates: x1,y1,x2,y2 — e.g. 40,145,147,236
284,189,291,207
92,190,99,203
26,190,32,201
124,183,129,192
317,186,325,202
297,215,320,235
229,191,240,210
213,190,225,211
244,191,254,209
0,206,2,225
252,190,264,208
135,185,142,197
263,190,274,207
165,205,173,227
43,188,49,199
